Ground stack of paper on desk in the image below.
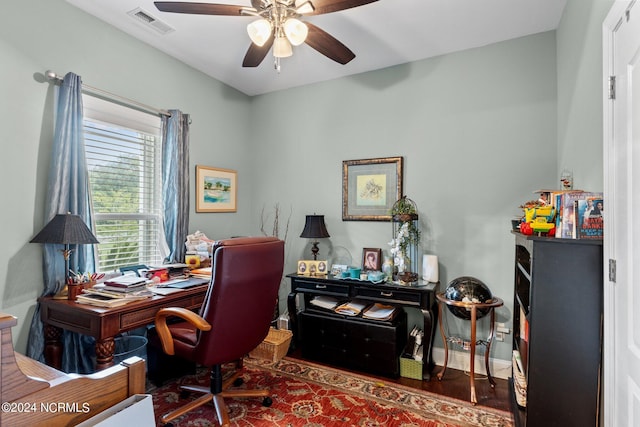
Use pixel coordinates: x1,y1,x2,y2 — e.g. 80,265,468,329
335,299,369,316
309,296,340,310
362,303,398,321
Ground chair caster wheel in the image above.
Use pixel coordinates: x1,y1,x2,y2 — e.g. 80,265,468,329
233,377,244,387
262,397,273,407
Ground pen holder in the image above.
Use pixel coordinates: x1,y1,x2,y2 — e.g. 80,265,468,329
68,283,84,301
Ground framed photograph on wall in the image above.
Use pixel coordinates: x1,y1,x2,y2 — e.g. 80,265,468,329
196,165,237,213
342,157,403,221
362,248,382,271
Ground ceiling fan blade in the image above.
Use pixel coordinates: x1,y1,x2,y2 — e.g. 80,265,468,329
243,36,275,67
304,22,355,64
154,2,247,16
304,0,378,15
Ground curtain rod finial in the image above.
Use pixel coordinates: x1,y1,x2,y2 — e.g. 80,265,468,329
45,70,59,81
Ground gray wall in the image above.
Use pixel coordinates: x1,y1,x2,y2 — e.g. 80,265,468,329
0,0,254,353
249,32,557,360
0,0,609,365
556,0,613,191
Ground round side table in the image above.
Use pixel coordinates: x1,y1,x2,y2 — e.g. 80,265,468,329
435,292,504,405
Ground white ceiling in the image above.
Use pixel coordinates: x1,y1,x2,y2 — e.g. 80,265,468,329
66,0,567,96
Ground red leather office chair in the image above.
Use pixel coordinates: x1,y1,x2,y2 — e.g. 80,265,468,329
154,237,285,426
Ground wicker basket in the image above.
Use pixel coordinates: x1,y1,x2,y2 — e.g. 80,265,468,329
512,350,527,407
399,356,423,380
249,328,293,362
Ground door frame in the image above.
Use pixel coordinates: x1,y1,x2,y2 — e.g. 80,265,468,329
602,1,634,425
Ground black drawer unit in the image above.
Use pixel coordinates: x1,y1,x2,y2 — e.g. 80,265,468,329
299,309,407,377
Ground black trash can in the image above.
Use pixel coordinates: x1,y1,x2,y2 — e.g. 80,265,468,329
113,335,148,365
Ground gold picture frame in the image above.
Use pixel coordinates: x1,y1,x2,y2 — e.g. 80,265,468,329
196,165,237,213
297,260,328,276
342,157,403,221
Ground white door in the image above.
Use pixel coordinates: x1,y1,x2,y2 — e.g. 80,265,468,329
603,1,640,426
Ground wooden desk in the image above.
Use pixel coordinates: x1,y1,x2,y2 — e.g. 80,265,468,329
39,282,208,371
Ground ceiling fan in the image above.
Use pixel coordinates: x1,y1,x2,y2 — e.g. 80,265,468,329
154,0,379,70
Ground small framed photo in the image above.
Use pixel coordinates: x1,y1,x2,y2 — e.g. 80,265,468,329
331,264,348,276
362,248,382,271
297,260,328,275
196,165,237,213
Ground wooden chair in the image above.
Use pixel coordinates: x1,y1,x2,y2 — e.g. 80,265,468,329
154,237,284,426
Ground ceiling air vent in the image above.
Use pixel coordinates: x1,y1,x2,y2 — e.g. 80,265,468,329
127,7,175,35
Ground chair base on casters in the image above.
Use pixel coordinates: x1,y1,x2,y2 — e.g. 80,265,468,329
160,364,273,426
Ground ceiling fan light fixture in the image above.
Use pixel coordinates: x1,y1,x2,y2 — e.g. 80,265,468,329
283,18,308,46
247,18,272,47
273,35,293,58
294,1,315,14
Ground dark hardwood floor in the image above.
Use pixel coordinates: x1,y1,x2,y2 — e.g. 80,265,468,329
288,349,511,413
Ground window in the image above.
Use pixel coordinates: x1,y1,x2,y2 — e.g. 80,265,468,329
83,95,167,272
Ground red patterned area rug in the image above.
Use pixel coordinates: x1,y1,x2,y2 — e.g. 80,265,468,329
150,356,513,427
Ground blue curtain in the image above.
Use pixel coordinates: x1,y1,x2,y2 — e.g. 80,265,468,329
162,110,190,263
26,72,97,374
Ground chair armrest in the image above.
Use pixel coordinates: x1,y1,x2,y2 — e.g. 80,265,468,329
154,307,211,355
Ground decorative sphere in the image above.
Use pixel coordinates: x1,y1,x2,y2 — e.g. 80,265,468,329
443,276,493,320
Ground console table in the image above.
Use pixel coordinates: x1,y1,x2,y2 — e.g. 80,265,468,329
287,273,437,380
38,281,208,371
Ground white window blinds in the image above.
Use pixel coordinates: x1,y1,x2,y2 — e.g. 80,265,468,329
82,95,166,272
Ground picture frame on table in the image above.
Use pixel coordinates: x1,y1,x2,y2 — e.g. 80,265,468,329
342,157,403,221
362,248,382,271
196,165,237,213
297,260,328,276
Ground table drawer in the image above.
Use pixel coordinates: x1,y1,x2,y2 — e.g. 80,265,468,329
354,286,422,306
292,278,350,297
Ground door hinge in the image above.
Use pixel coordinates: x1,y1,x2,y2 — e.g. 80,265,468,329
609,259,617,282
609,76,616,100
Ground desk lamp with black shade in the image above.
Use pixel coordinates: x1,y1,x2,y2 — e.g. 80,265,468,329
30,213,99,295
299,214,330,260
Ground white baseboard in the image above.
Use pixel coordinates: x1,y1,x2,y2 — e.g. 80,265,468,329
431,347,511,380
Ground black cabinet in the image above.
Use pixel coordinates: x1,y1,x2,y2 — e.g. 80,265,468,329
299,310,407,377
510,233,603,427
287,274,437,379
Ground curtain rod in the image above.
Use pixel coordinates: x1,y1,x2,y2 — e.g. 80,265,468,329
45,70,172,118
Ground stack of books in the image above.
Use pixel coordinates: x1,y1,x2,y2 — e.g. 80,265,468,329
102,275,149,293
551,190,603,239
150,263,190,281
189,266,212,279
76,287,151,307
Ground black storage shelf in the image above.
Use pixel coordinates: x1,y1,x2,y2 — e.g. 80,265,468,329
510,232,603,427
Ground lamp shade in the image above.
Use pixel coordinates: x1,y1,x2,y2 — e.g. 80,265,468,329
30,213,99,245
283,18,308,46
300,215,330,239
273,35,293,58
247,18,272,47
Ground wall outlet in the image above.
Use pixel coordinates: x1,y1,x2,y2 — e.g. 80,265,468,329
496,322,510,334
